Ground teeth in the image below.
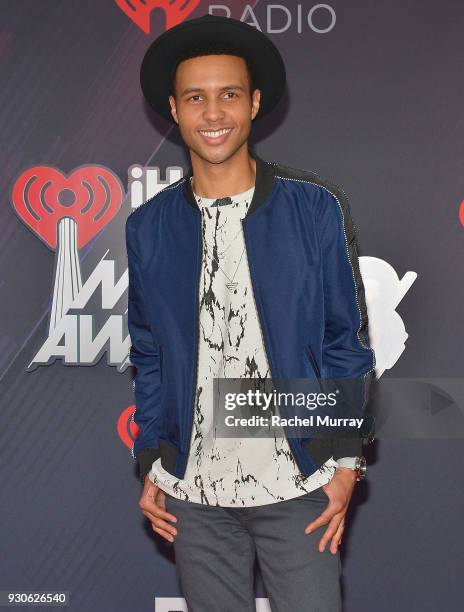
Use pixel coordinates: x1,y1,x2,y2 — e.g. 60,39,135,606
199,128,232,138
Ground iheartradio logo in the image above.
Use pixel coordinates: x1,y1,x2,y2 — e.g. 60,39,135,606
115,0,200,34
115,2,338,36
13,165,123,250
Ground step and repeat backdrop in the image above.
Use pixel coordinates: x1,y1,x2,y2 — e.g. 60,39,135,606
1,1,463,611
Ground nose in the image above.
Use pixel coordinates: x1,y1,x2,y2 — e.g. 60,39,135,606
203,98,226,122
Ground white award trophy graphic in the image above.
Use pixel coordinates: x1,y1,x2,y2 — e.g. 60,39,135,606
49,216,84,335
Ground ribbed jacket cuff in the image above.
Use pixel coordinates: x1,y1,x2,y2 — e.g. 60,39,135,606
136,448,161,484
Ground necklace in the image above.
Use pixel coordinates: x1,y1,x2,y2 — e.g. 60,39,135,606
200,207,247,292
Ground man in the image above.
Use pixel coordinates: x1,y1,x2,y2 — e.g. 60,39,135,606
127,14,375,612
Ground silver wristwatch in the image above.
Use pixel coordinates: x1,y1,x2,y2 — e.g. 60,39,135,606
354,456,367,481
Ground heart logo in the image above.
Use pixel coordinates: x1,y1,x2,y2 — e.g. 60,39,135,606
115,0,201,34
12,165,124,250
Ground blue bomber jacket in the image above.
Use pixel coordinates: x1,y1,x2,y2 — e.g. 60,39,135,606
126,151,376,484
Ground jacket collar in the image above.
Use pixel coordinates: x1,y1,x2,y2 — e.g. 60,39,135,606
182,151,276,217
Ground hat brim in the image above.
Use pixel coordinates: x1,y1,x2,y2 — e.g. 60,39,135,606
140,15,286,124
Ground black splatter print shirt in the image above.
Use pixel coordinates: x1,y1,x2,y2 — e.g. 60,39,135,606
149,179,338,506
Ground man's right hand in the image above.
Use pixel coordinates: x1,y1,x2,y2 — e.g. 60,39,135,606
139,475,178,542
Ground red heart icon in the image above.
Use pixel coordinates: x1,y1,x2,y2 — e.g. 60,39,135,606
12,165,124,250
115,0,200,34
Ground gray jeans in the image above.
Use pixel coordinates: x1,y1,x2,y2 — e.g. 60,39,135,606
164,486,342,612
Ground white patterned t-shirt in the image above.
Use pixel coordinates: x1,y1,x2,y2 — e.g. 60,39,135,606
149,179,339,506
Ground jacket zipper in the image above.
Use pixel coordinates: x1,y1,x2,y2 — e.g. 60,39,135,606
184,212,203,473
241,218,306,475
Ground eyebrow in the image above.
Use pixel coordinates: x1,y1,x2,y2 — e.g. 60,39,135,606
180,84,245,96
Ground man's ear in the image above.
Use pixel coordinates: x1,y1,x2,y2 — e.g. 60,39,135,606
251,89,261,121
169,95,179,125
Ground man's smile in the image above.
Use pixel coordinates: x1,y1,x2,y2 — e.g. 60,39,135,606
198,127,233,144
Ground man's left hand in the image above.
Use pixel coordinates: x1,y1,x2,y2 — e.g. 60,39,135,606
304,467,357,554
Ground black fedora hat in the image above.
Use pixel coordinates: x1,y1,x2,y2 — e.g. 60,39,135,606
140,14,286,124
